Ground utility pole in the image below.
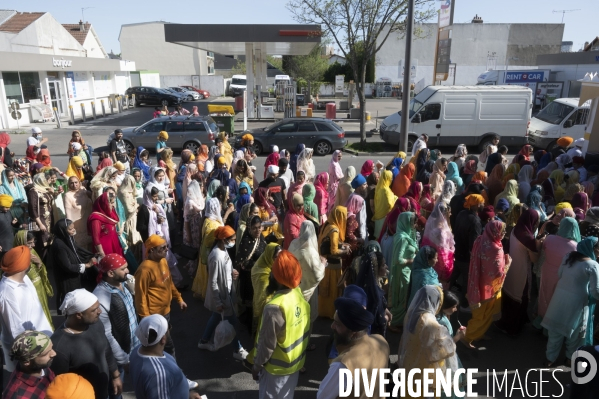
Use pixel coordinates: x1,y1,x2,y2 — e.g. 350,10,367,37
552,9,580,23
399,0,415,153
81,7,94,23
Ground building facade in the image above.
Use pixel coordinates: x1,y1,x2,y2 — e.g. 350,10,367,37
537,51,599,97
0,10,135,129
376,21,564,87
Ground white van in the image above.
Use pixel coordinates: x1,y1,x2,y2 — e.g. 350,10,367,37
380,85,532,152
527,98,591,151
274,74,291,87
229,75,247,97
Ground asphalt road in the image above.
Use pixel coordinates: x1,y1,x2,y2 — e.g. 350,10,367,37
2,101,578,398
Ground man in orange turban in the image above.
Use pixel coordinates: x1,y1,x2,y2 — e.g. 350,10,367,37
250,250,309,396
0,246,54,373
45,373,95,398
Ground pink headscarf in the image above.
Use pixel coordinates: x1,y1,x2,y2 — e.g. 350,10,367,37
360,160,374,177
345,193,364,217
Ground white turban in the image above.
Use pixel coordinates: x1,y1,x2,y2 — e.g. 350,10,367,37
60,289,98,315
71,142,82,151
574,138,585,148
267,165,279,174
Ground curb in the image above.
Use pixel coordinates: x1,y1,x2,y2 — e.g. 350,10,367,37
342,148,399,156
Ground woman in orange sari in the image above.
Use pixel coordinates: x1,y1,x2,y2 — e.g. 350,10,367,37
392,163,414,198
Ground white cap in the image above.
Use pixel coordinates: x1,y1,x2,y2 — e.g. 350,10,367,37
31,127,42,134
267,165,279,174
574,138,585,147
135,314,168,346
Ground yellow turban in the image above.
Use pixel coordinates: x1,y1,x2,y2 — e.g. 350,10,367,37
555,202,572,215
145,234,166,256
158,131,169,140
65,157,84,180
242,133,254,142
72,156,83,167
464,194,485,208
0,194,13,208
114,161,126,171
46,373,95,399
217,156,226,166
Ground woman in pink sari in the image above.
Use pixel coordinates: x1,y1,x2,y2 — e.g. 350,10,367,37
327,150,344,213
314,172,329,224
403,181,423,216
421,201,454,287
263,146,280,179
87,192,124,257
286,170,306,208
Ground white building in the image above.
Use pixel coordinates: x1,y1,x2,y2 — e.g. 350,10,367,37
0,10,135,129
119,22,224,95
537,50,599,97
375,20,564,87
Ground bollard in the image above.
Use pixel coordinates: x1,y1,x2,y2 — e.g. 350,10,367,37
101,99,106,117
53,107,62,128
110,97,114,114
124,95,129,110
116,96,122,113
69,105,75,125
91,101,96,119
119,96,124,112
80,103,86,122
131,94,135,108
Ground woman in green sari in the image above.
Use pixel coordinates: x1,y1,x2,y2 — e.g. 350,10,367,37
389,211,419,331
302,183,319,222
15,230,54,328
408,246,441,307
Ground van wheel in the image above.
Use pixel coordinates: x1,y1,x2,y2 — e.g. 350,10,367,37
478,137,494,153
546,140,558,152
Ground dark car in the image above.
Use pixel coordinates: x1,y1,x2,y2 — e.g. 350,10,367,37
125,86,182,107
234,117,346,156
106,116,217,153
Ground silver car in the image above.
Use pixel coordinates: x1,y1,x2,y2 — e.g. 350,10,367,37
169,87,200,101
107,116,218,153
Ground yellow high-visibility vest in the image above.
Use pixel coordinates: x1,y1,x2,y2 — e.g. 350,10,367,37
255,287,310,375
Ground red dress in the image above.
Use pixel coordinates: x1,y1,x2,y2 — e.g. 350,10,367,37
87,192,124,256
283,210,306,250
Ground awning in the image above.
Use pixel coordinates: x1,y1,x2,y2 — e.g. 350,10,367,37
579,83,599,106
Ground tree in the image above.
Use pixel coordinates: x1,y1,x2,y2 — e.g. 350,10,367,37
282,45,329,98
287,0,434,143
231,59,246,75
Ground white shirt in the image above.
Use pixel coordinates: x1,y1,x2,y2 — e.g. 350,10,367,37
317,362,347,399
0,275,53,357
27,136,40,147
358,205,367,245
411,138,427,156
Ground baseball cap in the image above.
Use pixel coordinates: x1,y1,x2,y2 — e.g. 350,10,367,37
135,314,168,346
114,128,123,134
31,127,42,134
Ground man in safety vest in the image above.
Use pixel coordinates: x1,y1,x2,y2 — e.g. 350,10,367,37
251,250,310,398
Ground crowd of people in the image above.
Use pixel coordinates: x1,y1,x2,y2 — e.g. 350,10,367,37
0,125,598,398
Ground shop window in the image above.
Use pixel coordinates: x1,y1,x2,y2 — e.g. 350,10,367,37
2,71,41,104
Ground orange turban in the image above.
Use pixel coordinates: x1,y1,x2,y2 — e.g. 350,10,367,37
215,226,235,240
242,133,254,142
557,136,573,148
46,373,95,399
272,250,302,289
145,234,166,255
1,246,30,274
464,194,485,208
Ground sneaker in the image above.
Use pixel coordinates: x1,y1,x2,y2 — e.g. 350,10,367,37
233,347,249,361
197,341,214,351
187,379,198,390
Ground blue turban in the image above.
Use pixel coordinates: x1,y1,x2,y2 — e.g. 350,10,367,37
334,297,374,332
495,198,510,213
343,285,367,307
351,174,367,189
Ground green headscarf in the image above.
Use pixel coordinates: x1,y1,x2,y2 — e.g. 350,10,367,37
302,183,319,221
557,217,581,242
395,212,417,247
408,246,440,307
577,237,598,261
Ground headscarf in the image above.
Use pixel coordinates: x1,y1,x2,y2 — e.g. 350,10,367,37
36,149,51,166
235,203,252,241
87,191,119,239
403,181,423,214
345,193,364,217
313,172,329,214
290,143,305,176
513,208,539,252
96,156,113,173
445,162,463,190
394,211,417,249
264,151,280,179
205,179,220,201
453,144,467,160
374,170,396,220
302,183,319,221
464,194,485,208
464,160,477,175
360,160,374,177
355,251,387,335
563,183,584,203
319,206,348,249
423,201,455,250
557,217,581,242
571,192,589,212
436,180,456,205
409,246,440,305
0,170,25,204
235,181,252,211
577,237,598,261
392,163,414,198
467,220,506,307
503,163,520,186
415,149,429,177
494,180,519,210
377,198,411,242
584,207,599,226
416,160,434,184
272,250,302,289
328,150,344,189
387,151,407,167
254,186,276,215
405,285,443,334
64,156,85,181
0,132,10,163
205,197,223,224
525,190,547,222
472,171,487,185
97,253,127,282
52,218,94,264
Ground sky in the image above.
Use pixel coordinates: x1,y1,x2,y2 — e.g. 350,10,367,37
13,0,597,55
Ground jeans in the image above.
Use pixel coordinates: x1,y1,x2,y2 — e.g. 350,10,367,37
108,364,125,399
201,311,242,352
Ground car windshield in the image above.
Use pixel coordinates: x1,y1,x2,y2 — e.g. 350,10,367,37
535,101,575,125
232,78,246,85
398,98,423,118
206,117,218,133
157,89,170,94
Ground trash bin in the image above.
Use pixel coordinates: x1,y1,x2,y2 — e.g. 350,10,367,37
325,102,336,120
211,115,235,134
234,96,244,112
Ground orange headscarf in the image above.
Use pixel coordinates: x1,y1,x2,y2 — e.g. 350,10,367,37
36,149,52,166
272,250,302,289
392,163,414,198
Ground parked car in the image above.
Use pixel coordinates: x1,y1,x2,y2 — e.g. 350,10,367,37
180,86,210,99
169,87,200,101
106,116,218,154
234,117,346,156
125,86,182,107
162,88,187,102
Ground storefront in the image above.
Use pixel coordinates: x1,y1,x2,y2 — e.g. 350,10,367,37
0,51,135,129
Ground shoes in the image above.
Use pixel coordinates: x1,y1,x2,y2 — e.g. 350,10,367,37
233,347,249,361
187,379,198,390
197,341,215,351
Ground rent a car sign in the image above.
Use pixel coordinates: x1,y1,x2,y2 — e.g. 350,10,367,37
504,71,545,83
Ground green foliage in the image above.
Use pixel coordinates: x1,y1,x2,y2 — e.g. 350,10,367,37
267,56,283,71
282,45,328,85
232,59,246,75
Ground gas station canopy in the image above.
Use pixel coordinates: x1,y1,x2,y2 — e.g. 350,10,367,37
163,24,321,55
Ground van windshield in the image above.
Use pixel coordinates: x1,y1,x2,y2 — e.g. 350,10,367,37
535,101,574,125
232,78,246,85
398,99,423,118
